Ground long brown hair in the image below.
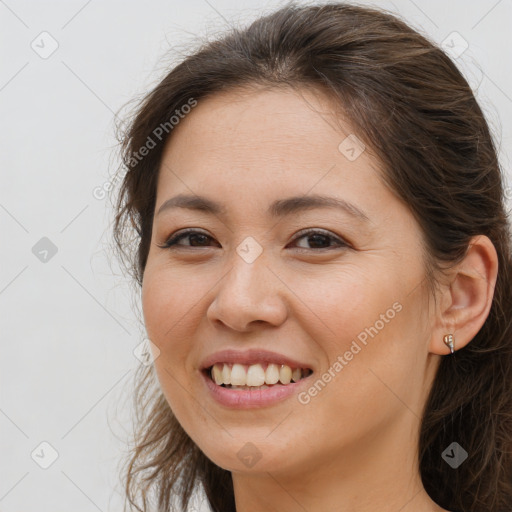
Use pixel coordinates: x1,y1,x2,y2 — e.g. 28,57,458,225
110,2,512,511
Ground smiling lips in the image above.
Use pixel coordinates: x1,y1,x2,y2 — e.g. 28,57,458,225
209,362,313,388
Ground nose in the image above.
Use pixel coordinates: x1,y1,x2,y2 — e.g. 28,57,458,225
206,250,288,332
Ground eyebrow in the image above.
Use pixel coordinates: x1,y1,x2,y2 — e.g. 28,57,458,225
156,193,370,222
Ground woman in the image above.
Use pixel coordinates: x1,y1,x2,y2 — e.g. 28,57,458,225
111,2,512,511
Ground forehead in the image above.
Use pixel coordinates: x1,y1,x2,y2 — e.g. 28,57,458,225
161,85,350,162
155,86,390,219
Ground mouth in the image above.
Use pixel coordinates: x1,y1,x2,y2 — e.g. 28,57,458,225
203,362,314,390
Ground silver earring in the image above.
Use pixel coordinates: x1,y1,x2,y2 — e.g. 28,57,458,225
443,334,455,354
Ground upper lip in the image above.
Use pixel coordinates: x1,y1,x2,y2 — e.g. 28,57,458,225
200,348,313,371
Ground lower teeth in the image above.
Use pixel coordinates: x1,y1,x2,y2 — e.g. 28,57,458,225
221,382,300,390
222,384,276,390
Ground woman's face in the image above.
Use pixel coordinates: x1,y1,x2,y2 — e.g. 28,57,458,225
141,86,441,477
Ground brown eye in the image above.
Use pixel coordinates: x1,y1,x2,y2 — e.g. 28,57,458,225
289,229,349,251
157,229,219,249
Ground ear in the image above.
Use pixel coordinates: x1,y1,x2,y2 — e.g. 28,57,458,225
429,235,499,355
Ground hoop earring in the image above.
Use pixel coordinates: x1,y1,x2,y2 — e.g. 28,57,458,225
443,334,455,354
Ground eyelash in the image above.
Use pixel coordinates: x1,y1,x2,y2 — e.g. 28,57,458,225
157,228,349,252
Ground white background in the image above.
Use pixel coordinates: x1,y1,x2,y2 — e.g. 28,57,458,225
1,0,511,511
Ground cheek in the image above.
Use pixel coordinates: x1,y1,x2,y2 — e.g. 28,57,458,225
142,265,200,342
141,272,170,347
287,264,424,408
141,264,218,388
141,267,197,383
141,268,202,420
288,263,404,348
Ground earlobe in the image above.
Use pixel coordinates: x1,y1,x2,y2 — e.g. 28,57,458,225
430,235,498,355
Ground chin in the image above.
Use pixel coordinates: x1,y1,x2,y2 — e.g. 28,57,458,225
196,436,302,474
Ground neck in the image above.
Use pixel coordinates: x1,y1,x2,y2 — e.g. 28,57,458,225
231,413,447,512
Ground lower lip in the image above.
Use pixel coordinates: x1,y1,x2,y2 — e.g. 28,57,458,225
201,370,313,409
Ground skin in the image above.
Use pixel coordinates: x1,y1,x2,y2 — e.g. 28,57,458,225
141,85,498,512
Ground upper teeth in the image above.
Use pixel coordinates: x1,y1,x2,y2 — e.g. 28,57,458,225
210,363,309,386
